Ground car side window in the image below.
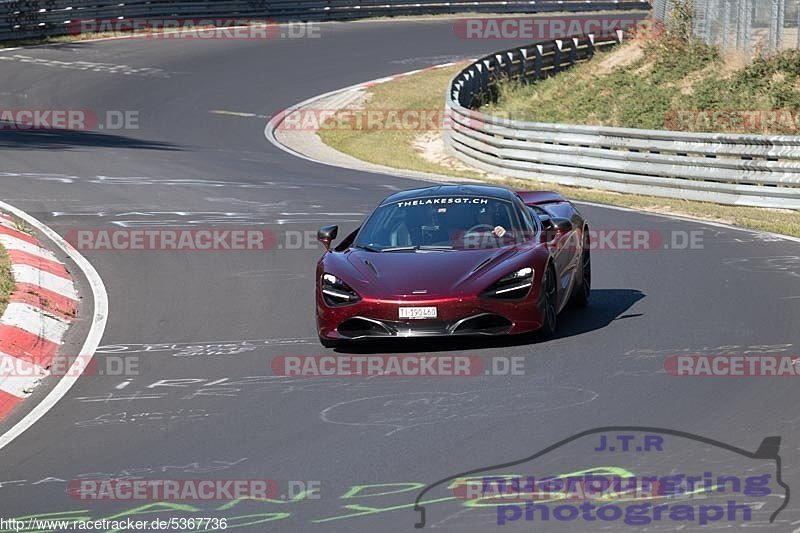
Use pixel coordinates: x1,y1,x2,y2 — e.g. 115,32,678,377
516,200,535,231
527,204,551,222
514,198,540,244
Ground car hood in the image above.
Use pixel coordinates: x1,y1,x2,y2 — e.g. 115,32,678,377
336,246,529,298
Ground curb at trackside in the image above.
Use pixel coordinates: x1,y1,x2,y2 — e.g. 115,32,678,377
0,201,108,451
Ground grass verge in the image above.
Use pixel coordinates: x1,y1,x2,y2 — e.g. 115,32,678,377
318,65,800,237
0,243,15,317
485,37,800,134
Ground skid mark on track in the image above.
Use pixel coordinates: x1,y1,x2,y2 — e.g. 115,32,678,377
97,337,316,357
722,256,800,278
12,174,278,188
624,343,795,359
0,457,248,491
319,387,599,436
708,229,788,244
231,269,305,281
75,408,219,429
0,55,173,77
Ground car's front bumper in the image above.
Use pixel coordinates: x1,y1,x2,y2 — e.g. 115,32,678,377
317,293,543,341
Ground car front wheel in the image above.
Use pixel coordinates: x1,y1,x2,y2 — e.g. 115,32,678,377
537,265,558,339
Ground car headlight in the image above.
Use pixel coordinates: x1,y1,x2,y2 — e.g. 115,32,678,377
482,267,534,299
321,273,361,306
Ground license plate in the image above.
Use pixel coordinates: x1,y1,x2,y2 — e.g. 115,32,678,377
399,307,437,320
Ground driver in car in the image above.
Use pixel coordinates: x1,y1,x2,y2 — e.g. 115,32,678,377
476,207,507,238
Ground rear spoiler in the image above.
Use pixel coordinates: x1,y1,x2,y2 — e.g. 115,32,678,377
516,191,567,206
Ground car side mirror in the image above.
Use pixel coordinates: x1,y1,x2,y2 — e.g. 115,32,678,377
552,218,573,232
541,217,572,242
317,225,338,251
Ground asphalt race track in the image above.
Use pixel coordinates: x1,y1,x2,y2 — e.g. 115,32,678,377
0,18,799,532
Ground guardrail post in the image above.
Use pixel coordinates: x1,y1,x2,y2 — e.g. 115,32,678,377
517,48,528,81
553,40,563,74
587,33,596,59
480,61,491,106
460,72,472,107
570,37,579,66
533,44,544,80
506,50,517,79
469,70,480,107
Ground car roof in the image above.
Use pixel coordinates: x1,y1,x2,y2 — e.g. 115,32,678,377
380,184,517,206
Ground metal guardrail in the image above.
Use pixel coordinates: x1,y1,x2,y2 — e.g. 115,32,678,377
0,0,650,41
445,33,800,209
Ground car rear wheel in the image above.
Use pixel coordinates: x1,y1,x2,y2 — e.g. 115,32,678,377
570,233,591,308
537,265,558,339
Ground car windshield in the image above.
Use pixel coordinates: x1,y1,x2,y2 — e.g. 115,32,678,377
353,196,526,251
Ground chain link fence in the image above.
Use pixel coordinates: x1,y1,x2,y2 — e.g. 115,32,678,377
653,0,800,54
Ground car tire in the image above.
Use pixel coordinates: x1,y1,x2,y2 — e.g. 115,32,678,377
536,265,558,339
570,232,591,308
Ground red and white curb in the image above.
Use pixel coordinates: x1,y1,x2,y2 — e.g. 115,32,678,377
0,201,106,452
0,213,79,421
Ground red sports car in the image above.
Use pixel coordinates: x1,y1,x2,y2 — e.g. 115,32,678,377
315,184,590,347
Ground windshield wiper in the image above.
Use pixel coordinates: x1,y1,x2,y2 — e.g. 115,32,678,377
354,245,457,253
417,245,456,252
352,244,383,252
380,246,418,252
383,245,457,252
